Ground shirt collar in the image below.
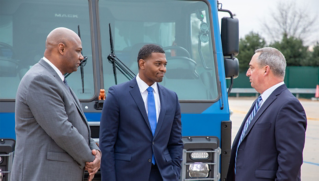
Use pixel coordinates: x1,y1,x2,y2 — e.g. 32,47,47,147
42,56,65,81
136,73,158,94
261,82,284,103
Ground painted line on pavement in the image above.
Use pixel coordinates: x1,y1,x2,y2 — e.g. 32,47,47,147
306,136,319,140
304,161,319,166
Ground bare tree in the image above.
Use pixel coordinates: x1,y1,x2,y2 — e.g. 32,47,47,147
261,0,318,45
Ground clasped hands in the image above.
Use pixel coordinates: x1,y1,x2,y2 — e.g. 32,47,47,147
85,149,101,181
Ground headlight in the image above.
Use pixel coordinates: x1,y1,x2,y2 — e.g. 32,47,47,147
190,152,209,159
181,136,221,180
189,162,209,178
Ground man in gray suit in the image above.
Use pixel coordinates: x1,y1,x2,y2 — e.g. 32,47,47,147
11,27,101,181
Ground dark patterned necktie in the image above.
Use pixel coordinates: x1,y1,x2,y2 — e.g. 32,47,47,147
235,96,263,173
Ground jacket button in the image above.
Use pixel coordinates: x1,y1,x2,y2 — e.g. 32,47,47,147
152,141,154,145
148,159,151,162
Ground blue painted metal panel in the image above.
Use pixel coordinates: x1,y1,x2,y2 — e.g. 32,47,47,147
182,113,229,138
1,110,230,141
84,112,229,141
208,0,230,117
0,0,232,148
0,113,16,139
85,113,102,122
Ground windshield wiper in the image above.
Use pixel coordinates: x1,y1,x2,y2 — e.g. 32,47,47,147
64,25,88,93
107,23,136,85
78,25,85,93
65,25,88,94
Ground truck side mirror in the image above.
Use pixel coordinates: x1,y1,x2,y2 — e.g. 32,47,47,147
221,17,239,80
221,17,239,56
224,57,239,79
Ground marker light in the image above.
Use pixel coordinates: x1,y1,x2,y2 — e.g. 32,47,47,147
190,152,209,159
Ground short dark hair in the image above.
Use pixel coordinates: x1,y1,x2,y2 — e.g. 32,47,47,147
137,44,165,68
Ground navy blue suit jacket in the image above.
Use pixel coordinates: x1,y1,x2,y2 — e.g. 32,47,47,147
226,85,307,181
99,79,183,181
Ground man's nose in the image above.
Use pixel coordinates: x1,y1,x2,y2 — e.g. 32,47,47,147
246,69,250,76
79,53,84,60
160,65,166,72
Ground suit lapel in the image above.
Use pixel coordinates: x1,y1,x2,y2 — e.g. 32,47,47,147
241,85,287,141
62,83,91,143
233,102,255,147
39,59,90,136
241,96,276,141
129,79,152,133
67,87,84,116
67,87,89,126
68,88,91,141
154,84,166,138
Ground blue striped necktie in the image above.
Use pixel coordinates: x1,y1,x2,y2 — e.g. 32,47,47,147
147,86,157,165
235,96,263,173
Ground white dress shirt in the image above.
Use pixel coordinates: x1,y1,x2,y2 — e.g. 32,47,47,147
260,82,285,107
42,57,65,82
136,74,161,122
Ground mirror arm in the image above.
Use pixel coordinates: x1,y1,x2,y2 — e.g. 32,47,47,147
217,9,233,18
217,1,234,18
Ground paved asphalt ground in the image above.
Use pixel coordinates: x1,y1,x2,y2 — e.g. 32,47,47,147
229,97,319,181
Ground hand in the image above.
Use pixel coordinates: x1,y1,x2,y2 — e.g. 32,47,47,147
87,173,94,181
85,149,101,181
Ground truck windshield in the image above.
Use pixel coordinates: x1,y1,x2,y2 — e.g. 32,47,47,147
0,0,94,100
99,0,219,101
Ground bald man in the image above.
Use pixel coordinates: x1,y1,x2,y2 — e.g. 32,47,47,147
11,27,101,181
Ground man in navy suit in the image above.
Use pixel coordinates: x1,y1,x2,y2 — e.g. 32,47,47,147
226,47,307,181
99,44,183,181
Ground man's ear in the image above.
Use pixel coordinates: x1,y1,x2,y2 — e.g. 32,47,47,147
138,59,145,69
58,43,65,55
264,65,270,75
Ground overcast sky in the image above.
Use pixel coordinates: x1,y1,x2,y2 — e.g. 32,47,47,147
218,0,319,45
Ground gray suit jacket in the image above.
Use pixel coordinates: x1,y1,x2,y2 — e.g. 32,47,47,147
11,59,100,181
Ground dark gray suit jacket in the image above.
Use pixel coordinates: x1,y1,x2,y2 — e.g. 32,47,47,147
11,59,99,181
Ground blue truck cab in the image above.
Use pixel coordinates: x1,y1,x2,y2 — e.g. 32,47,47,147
0,0,239,180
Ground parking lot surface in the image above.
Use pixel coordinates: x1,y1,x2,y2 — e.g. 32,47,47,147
229,97,319,181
